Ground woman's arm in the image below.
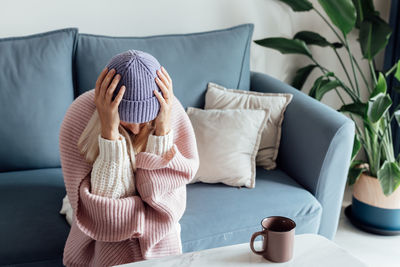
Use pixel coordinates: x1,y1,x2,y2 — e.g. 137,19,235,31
134,100,199,259
76,175,145,242
76,129,175,241
90,133,135,199
90,128,175,198
145,128,174,156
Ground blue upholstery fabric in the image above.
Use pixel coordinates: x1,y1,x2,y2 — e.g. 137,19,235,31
180,167,322,253
0,167,321,265
75,24,254,109
250,71,355,239
0,28,78,172
0,168,70,266
0,24,354,266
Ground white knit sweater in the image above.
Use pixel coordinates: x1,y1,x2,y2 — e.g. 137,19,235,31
91,128,174,198
60,129,174,224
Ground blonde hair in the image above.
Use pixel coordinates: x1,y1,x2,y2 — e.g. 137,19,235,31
77,109,156,172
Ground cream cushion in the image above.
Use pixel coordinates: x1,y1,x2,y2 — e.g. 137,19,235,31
205,82,293,170
186,107,270,188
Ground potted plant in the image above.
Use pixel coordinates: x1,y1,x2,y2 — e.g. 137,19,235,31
254,0,400,233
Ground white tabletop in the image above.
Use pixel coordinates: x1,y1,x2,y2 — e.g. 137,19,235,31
114,234,368,267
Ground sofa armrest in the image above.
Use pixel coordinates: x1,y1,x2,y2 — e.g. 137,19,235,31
250,71,355,239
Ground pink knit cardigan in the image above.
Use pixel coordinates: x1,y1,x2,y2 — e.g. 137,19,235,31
59,89,199,267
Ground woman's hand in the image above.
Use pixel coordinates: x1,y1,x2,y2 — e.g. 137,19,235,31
153,66,174,136
94,67,126,141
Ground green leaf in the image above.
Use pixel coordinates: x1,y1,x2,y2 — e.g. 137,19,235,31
278,0,313,11
377,161,400,196
367,93,392,123
332,42,344,49
370,72,387,99
352,0,376,28
339,102,367,117
315,80,341,101
291,65,317,90
348,166,367,186
309,76,328,99
324,72,335,77
359,15,392,60
395,60,400,82
254,38,312,57
350,160,365,168
293,31,342,48
318,0,357,36
351,134,361,162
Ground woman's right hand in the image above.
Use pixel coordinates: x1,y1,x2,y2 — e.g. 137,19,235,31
94,67,126,141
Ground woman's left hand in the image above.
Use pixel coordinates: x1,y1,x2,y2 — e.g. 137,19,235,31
154,66,174,136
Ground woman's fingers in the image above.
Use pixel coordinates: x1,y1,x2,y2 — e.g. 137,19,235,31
155,77,169,102
161,66,172,85
156,68,169,86
154,89,166,107
112,85,126,108
105,73,121,104
95,67,108,100
100,68,116,99
160,66,174,96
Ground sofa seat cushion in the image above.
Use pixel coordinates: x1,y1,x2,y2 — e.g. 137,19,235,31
180,166,323,253
0,167,323,264
0,168,69,266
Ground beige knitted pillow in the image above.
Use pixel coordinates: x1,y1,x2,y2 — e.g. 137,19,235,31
205,82,293,170
186,107,270,188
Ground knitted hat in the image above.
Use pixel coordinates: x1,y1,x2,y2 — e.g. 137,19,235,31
105,49,162,123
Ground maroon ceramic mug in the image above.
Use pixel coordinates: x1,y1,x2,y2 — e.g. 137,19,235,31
250,216,296,263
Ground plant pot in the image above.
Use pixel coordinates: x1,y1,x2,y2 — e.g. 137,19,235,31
351,173,400,231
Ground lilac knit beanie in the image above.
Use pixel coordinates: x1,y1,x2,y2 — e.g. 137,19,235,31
105,49,162,124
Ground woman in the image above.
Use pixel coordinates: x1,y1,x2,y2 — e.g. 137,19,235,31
59,49,200,267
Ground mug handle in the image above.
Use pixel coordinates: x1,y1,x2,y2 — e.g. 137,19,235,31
250,231,267,255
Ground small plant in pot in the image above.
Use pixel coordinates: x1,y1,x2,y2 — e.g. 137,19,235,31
255,0,400,233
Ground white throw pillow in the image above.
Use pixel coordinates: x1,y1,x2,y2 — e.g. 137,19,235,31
186,107,270,188
205,82,293,170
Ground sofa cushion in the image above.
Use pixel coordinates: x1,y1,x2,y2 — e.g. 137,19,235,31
187,107,270,188
205,81,293,171
0,167,322,265
75,23,254,109
0,168,69,266
180,166,323,253
0,28,78,172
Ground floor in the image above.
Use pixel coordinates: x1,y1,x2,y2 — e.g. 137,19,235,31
333,186,400,267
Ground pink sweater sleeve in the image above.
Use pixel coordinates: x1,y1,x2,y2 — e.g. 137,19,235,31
76,175,145,242
134,98,199,259
58,90,145,243
89,129,173,199
59,90,199,252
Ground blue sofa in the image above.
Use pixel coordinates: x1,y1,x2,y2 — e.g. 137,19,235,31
0,23,355,266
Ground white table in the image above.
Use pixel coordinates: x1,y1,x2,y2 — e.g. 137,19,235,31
114,234,368,267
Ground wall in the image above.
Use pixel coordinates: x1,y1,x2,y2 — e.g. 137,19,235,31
0,0,391,109
281,0,392,109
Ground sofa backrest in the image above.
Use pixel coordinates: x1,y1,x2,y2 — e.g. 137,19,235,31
0,28,78,172
0,23,254,172
74,23,254,109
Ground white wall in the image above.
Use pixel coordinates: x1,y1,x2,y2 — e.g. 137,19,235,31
1,0,392,110
284,0,392,109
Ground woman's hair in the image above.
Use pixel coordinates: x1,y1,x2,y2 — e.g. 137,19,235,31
77,109,156,172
